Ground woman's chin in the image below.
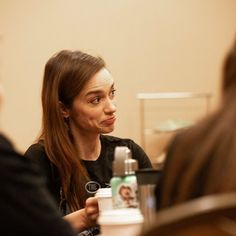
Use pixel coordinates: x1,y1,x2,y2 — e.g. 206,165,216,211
100,126,115,134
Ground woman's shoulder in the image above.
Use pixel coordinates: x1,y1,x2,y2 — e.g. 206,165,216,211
100,134,135,146
24,141,56,180
24,141,50,165
101,135,152,168
25,141,45,155
101,134,148,151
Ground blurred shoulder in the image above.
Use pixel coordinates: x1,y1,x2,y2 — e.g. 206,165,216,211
0,133,14,151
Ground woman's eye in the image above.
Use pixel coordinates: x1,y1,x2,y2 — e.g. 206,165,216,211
110,89,116,98
90,97,100,104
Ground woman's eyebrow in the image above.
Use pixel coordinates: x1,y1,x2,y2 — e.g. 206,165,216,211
85,83,115,97
85,90,103,97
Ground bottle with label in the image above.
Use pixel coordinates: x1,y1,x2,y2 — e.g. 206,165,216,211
111,146,139,209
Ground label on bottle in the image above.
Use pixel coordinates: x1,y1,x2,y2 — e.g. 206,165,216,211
111,175,138,209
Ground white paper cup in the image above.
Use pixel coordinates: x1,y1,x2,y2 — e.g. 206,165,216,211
98,208,144,236
95,188,112,211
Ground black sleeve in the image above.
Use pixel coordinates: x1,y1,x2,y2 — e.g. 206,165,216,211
0,149,76,236
128,140,153,169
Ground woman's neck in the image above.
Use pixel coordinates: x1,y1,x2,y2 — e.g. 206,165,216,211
73,132,101,161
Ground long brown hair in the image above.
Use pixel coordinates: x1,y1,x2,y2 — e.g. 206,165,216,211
157,38,236,208
39,50,105,211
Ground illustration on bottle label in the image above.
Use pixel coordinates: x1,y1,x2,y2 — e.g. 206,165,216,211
111,176,138,209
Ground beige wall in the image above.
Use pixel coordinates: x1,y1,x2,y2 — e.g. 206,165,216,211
0,0,235,156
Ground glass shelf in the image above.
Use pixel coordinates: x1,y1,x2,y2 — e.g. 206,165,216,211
136,92,212,152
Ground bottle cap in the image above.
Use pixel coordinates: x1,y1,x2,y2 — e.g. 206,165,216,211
125,158,138,175
113,147,138,176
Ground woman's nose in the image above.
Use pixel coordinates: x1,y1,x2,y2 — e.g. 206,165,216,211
104,99,116,113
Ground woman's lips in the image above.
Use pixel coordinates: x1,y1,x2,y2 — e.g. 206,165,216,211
102,117,116,125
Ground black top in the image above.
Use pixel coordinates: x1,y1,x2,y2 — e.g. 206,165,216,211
25,135,152,208
0,134,77,236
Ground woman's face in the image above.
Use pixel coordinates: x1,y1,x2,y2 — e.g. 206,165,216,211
66,68,117,135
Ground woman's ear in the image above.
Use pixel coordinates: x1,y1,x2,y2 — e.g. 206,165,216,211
59,101,70,118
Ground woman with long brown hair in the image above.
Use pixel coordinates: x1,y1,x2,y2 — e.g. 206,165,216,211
156,37,236,210
25,50,152,235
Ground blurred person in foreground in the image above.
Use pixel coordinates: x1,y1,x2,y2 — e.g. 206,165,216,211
0,84,98,235
156,37,236,210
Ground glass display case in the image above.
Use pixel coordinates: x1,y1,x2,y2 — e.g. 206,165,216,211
136,92,212,168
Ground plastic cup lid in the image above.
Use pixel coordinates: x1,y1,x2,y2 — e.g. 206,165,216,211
95,188,112,198
98,209,144,225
